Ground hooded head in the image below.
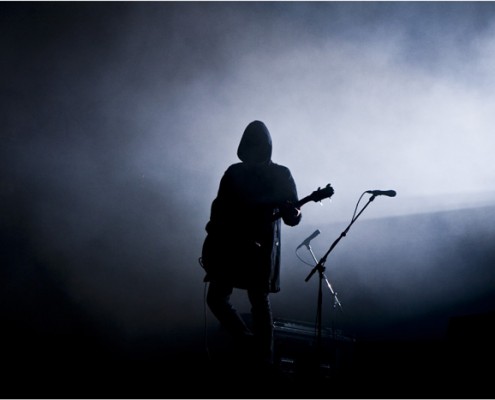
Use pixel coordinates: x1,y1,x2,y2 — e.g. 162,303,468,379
237,120,272,164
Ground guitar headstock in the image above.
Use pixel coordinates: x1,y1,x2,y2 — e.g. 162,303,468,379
309,183,334,203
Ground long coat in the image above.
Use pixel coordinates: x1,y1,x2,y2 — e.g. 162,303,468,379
201,121,301,292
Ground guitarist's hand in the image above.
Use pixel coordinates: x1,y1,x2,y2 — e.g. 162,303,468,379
279,201,301,226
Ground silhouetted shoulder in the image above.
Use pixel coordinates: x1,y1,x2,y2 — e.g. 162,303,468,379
269,162,292,174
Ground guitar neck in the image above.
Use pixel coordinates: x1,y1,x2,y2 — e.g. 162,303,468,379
271,184,333,221
296,195,313,209
272,195,312,221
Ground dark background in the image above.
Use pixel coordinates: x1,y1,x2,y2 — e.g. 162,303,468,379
2,2,495,398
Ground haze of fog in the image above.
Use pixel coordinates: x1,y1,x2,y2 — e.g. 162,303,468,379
2,2,495,343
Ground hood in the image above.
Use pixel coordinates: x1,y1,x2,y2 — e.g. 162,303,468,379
237,120,272,164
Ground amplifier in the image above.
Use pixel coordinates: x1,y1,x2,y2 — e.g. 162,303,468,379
273,318,356,374
274,318,354,343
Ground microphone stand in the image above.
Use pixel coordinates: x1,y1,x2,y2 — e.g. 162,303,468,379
304,193,377,367
303,242,343,353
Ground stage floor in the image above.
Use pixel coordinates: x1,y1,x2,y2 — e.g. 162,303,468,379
3,315,494,398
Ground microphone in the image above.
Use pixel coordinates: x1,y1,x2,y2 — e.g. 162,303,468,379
297,229,321,250
366,190,397,197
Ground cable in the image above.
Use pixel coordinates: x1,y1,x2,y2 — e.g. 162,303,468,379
203,281,211,361
198,257,211,361
351,191,368,221
294,247,316,267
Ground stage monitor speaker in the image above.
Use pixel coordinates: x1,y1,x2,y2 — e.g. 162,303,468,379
273,318,355,373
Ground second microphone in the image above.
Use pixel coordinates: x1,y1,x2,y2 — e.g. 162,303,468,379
296,229,321,250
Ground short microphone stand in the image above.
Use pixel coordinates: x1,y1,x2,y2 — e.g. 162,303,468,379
305,193,377,364
303,242,343,353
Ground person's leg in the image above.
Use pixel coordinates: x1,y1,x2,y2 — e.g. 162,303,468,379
247,289,274,365
206,281,252,338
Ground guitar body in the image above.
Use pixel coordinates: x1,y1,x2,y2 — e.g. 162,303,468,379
201,226,270,288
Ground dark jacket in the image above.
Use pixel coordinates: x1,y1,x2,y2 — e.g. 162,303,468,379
202,121,301,292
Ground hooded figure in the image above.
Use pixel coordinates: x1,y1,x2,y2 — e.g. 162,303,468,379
201,120,301,367
202,120,301,292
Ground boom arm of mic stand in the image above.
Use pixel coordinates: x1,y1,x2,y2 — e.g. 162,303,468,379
305,194,376,283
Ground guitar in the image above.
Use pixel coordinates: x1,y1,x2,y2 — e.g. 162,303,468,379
200,183,334,280
272,183,334,220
